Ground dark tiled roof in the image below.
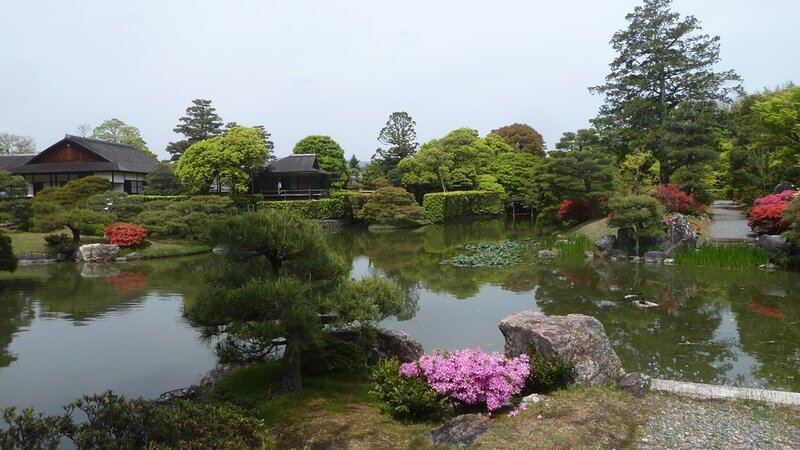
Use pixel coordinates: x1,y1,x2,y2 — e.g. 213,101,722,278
12,162,121,174
0,154,34,171
265,154,328,174
22,135,158,174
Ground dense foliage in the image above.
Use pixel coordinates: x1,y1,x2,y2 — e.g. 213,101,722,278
608,195,665,256
166,98,225,161
557,199,592,224
490,123,545,157
354,186,426,227
748,190,797,234
370,358,448,421
0,391,274,449
184,210,406,392
655,183,706,215
0,233,17,272
293,135,349,189
526,352,576,394
132,196,234,240
257,197,348,220
144,162,184,195
422,190,503,223
90,118,154,156
33,176,114,242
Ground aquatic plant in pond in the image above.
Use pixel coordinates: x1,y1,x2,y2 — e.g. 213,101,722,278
552,233,593,261
440,239,536,267
400,348,529,412
674,244,769,269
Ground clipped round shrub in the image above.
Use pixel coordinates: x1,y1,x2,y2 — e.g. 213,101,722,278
748,203,791,235
44,233,78,257
104,223,147,247
370,358,448,422
400,348,529,412
356,186,426,227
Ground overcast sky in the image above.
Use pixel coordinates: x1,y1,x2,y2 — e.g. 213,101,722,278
1,0,797,161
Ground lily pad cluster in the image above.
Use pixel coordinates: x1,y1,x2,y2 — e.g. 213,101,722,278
441,240,536,267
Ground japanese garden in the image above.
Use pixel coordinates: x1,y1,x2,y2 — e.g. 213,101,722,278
0,0,799,448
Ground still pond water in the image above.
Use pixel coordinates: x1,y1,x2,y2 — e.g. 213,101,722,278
1,219,798,415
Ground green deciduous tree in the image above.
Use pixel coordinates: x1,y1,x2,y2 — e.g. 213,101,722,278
490,148,540,198
491,123,545,157
590,0,741,184
292,136,349,189
33,176,113,242
607,195,665,256
175,126,271,194
166,99,224,161
398,128,495,195
184,210,405,392
0,133,35,154
374,112,419,172
90,118,154,157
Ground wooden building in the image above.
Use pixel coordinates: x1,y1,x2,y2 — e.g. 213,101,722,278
0,135,159,196
253,154,331,199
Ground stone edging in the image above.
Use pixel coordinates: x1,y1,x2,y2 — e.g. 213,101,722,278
651,379,800,406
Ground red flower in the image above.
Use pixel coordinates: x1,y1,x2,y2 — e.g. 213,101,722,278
104,223,147,247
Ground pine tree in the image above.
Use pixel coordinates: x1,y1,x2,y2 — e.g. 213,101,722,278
374,112,419,171
590,0,740,184
166,99,224,161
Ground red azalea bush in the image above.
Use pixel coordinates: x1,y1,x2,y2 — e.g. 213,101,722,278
748,203,790,235
557,199,591,223
753,190,798,206
748,190,797,234
104,223,147,247
655,183,706,215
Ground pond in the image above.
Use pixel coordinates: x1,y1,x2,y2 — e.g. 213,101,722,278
1,219,799,416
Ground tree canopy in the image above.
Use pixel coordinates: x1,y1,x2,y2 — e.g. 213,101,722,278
144,162,183,195
90,118,154,156
166,99,224,161
491,123,545,157
374,111,419,171
0,133,35,154
590,0,741,184
175,126,271,194
33,176,113,242
292,135,349,189
184,210,405,392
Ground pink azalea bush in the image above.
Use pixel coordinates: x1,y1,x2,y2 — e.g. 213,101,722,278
400,348,530,412
753,190,798,206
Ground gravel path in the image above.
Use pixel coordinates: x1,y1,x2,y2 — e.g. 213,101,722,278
707,200,754,242
636,395,800,450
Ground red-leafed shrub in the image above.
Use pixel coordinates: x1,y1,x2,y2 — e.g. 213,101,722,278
557,199,591,223
655,183,706,215
753,190,798,206
748,190,797,234
748,203,790,235
104,223,147,247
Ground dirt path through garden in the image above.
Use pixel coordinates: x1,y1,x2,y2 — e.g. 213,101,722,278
707,200,755,243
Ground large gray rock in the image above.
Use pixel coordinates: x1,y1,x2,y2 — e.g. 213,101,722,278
78,243,120,262
594,235,616,259
373,328,424,363
643,251,667,264
430,414,490,447
499,311,624,385
754,235,792,260
664,214,697,257
773,181,794,194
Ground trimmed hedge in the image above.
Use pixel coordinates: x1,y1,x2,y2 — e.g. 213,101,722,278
132,194,191,202
422,190,504,223
257,197,348,220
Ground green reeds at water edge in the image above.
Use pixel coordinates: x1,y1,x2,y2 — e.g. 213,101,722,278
674,244,770,269
552,233,594,261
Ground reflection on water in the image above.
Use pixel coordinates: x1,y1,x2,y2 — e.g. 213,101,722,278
328,219,800,391
0,256,218,415
1,220,798,417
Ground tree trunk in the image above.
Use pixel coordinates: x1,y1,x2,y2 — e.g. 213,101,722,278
69,227,80,243
281,340,302,393
634,234,640,257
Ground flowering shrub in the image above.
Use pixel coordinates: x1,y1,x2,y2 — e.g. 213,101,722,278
400,348,529,412
557,199,591,223
748,203,791,234
655,183,706,215
748,190,798,235
104,223,147,247
753,190,798,206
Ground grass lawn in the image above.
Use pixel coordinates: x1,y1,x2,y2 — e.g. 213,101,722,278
209,364,646,450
